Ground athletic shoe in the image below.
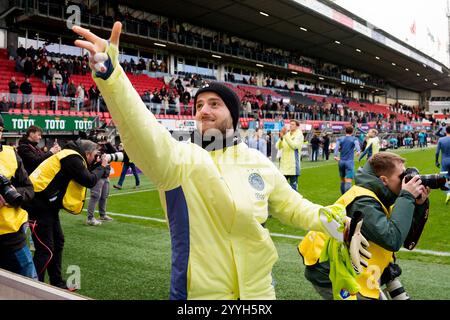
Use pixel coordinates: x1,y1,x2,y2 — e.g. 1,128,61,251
113,185,122,190
54,282,78,292
86,218,102,226
134,185,140,189
99,215,113,222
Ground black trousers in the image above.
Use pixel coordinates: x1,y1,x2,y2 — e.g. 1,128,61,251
30,211,65,287
323,148,330,160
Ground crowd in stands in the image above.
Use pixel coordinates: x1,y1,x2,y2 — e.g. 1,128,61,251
0,43,431,129
6,43,102,111
120,57,167,74
26,0,385,89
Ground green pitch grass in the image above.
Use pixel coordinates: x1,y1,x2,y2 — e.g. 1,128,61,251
57,146,450,299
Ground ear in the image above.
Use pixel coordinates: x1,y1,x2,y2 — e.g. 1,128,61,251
379,175,389,186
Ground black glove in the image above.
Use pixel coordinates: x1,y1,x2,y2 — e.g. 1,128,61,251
436,161,440,168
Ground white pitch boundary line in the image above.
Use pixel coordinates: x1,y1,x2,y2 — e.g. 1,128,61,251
108,188,157,197
84,210,450,258
270,233,450,257
85,187,157,200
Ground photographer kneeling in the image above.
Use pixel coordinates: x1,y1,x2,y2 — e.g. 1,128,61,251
300,152,430,299
0,118,36,279
25,140,107,289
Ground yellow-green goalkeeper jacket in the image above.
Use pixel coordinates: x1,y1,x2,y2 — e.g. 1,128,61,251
275,130,304,176
93,43,346,300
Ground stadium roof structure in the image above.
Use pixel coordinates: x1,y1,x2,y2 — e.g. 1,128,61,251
129,0,450,93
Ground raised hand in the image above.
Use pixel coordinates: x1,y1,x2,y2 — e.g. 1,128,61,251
72,22,122,73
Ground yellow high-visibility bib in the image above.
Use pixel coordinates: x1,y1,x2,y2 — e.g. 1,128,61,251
0,146,28,235
30,149,87,214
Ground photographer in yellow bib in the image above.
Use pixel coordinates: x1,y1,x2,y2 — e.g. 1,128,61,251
0,116,36,279
24,139,107,289
299,152,430,300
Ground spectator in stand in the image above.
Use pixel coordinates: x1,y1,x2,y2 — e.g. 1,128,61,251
88,85,99,111
76,83,85,110
47,63,57,82
23,56,34,78
26,46,36,60
40,61,49,84
46,79,60,110
61,69,70,96
0,95,10,112
53,70,63,94
67,80,77,108
8,76,19,108
181,87,191,104
81,60,88,75
16,44,26,59
15,56,24,73
20,78,33,109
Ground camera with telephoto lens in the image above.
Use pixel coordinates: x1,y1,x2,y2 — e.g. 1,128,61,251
0,174,23,207
400,167,448,190
104,152,124,163
380,263,410,300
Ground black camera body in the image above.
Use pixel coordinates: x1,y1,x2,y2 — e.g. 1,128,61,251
0,174,23,207
401,167,448,190
380,263,410,300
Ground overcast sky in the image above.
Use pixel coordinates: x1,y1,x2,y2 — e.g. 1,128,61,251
333,0,449,66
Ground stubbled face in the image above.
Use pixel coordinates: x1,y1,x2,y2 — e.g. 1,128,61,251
195,92,233,136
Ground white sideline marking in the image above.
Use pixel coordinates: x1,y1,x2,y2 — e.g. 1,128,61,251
86,187,157,200
84,211,450,257
270,233,450,257
82,209,166,223
108,188,157,197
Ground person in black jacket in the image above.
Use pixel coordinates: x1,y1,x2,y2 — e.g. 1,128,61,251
17,125,61,175
310,133,321,162
20,78,33,109
24,139,107,289
8,76,19,108
322,133,330,161
0,117,36,279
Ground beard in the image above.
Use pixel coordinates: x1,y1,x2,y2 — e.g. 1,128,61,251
197,117,233,137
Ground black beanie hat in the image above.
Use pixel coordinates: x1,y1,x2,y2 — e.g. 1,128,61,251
193,82,240,130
